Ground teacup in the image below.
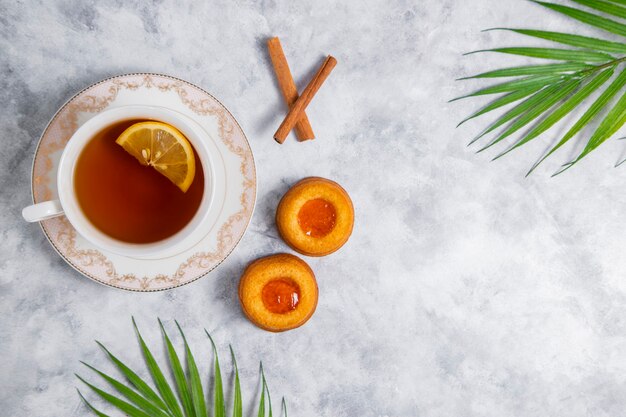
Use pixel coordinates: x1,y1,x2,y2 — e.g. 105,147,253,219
22,105,215,260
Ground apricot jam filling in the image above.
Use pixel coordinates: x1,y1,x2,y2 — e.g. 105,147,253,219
262,278,301,314
297,198,336,238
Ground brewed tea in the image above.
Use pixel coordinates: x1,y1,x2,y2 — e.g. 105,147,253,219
74,119,204,244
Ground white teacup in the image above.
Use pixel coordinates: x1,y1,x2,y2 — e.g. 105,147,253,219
22,105,216,260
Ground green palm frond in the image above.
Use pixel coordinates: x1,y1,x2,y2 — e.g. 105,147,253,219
77,319,282,417
456,0,626,175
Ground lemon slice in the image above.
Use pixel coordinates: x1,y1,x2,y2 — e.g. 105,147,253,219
115,121,196,192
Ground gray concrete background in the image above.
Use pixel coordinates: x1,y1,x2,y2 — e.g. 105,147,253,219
2,0,626,416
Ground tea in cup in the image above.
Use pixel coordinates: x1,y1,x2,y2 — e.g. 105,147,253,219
22,105,215,259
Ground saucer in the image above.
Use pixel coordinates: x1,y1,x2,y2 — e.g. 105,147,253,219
31,73,256,291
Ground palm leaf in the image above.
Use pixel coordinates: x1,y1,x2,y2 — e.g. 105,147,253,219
79,320,284,417
460,62,593,79
159,319,194,417
175,321,207,417
470,82,568,145
487,28,626,54
466,47,614,62
95,341,167,410
263,371,273,417
452,74,569,102
479,78,581,152
458,0,626,174
230,346,243,417
77,389,114,417
497,67,614,158
528,66,626,175
133,318,184,417
76,374,154,417
206,331,225,417
257,364,266,417
80,362,171,417
533,1,626,38
570,0,626,19
576,91,626,158
257,386,265,417
458,85,546,127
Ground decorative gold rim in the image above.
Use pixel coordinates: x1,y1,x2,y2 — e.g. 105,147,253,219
31,73,257,291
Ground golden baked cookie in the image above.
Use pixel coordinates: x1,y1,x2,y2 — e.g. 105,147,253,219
239,253,318,332
276,177,354,257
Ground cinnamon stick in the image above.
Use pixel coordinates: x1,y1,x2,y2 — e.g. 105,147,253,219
267,37,315,141
274,55,337,144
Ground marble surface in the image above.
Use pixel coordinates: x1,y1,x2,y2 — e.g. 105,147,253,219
2,0,626,416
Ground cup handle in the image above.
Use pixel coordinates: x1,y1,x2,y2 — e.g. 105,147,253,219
22,200,64,222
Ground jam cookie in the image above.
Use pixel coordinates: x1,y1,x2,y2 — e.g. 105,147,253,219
239,253,318,332
276,177,354,256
